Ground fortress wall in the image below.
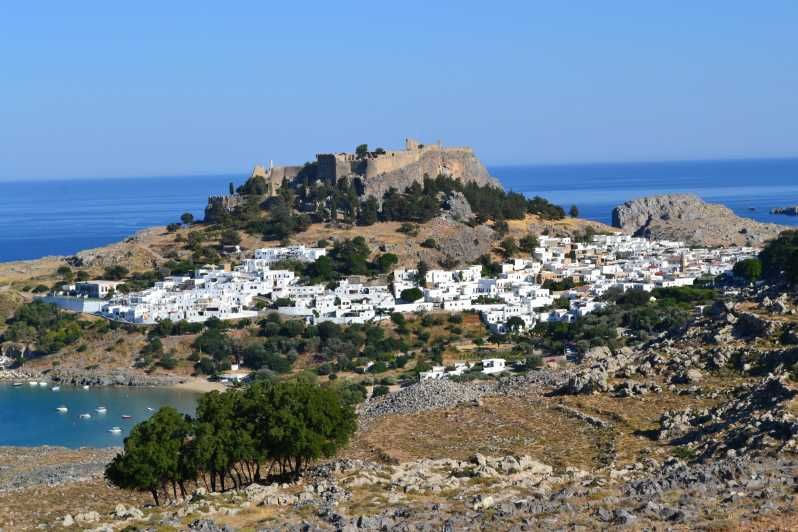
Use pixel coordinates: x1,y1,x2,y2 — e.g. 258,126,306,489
317,154,338,181
270,165,303,182
362,149,500,201
364,150,423,179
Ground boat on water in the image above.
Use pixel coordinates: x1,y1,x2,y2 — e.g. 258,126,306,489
38,381,48,386
82,385,90,390
28,381,37,386
121,415,133,420
80,413,92,419
56,406,68,413
95,406,108,414
108,426,122,434
12,382,23,387
51,386,60,391
146,407,154,412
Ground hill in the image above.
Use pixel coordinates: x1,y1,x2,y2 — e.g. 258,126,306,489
613,193,788,247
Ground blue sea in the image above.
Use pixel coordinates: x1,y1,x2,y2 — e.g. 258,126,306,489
1,159,797,263
494,158,798,227
0,175,239,262
0,383,198,447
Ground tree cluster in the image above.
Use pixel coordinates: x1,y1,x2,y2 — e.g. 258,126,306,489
106,379,356,505
759,230,798,284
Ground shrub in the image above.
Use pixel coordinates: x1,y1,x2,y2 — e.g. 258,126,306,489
400,287,423,302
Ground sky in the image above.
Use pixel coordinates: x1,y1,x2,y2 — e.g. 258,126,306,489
1,1,797,180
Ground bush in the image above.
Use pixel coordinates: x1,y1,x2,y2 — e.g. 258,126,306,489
400,287,423,302
760,230,798,284
371,385,390,398
733,258,763,282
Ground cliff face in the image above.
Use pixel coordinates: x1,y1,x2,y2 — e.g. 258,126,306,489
612,194,787,247
361,146,501,200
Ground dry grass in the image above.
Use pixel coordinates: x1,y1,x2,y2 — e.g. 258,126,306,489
345,395,610,470
0,478,151,530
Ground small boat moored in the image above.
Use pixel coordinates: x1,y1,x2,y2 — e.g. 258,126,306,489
38,381,48,386
108,426,122,434
95,406,107,414
121,415,133,420
28,381,37,386
12,382,23,387
56,406,68,413
82,385,90,390
51,386,60,391
80,413,92,419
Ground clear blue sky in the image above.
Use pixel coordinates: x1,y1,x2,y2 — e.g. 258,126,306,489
2,1,797,180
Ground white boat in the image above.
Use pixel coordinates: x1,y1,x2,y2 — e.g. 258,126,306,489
28,381,37,386
82,385,90,390
12,382,23,387
38,381,48,386
146,407,154,412
95,406,107,414
51,386,60,391
56,406,68,413
108,426,122,434
80,413,92,419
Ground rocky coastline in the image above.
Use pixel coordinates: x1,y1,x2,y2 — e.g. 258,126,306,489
0,367,185,387
612,193,788,247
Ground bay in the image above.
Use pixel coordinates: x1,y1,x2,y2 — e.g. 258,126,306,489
0,383,198,448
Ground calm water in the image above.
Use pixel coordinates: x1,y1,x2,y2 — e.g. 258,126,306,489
0,383,198,448
495,158,798,226
0,174,238,262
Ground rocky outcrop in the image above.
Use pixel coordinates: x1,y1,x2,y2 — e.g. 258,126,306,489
771,205,798,216
361,146,501,200
612,194,788,247
657,375,798,458
47,367,184,387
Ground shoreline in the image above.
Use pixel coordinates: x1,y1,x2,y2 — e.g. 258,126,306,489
0,369,223,393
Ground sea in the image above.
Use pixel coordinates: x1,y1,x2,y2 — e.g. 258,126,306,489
0,383,198,447
1,159,797,263
1,157,798,447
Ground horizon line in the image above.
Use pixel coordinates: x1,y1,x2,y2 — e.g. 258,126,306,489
2,154,798,184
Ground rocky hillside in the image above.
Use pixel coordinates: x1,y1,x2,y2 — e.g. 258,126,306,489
612,193,788,247
361,147,502,200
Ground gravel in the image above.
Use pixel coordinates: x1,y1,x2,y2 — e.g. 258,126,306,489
358,370,566,426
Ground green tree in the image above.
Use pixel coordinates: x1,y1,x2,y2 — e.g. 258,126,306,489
400,287,423,302
506,316,526,333
357,197,379,226
248,380,356,478
500,237,519,258
103,265,129,280
759,230,798,283
733,258,763,282
105,407,192,505
56,265,74,282
519,234,539,254
375,253,398,274
569,204,580,217
416,260,429,287
181,212,194,225
355,144,369,159
220,228,241,247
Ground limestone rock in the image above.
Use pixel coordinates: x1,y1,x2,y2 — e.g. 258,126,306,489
612,194,787,247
